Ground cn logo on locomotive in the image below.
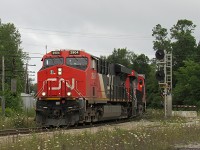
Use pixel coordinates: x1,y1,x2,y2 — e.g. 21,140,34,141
46,78,75,90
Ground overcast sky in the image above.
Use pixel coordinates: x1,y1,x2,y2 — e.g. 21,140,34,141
0,0,200,82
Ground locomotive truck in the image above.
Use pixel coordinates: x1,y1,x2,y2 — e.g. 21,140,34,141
35,50,146,127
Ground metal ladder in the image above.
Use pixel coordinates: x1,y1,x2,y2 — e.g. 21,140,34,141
166,53,172,92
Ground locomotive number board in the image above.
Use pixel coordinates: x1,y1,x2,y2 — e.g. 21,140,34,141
51,51,61,55
69,50,80,55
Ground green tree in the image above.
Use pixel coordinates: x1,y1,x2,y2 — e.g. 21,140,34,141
173,60,200,106
30,83,37,95
152,19,199,107
170,19,197,70
107,48,134,67
0,21,25,110
130,54,151,78
146,62,163,108
194,41,200,63
150,24,172,107
152,19,197,71
152,24,171,52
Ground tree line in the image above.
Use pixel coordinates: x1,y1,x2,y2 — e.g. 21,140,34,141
0,22,27,111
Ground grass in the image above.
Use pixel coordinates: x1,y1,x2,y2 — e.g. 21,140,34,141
0,108,36,129
1,123,200,150
0,109,199,149
143,109,188,123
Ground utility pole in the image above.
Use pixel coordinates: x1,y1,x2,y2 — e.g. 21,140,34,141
24,63,36,94
2,56,5,116
24,63,28,93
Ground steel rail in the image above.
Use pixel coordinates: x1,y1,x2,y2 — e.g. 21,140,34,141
0,117,142,137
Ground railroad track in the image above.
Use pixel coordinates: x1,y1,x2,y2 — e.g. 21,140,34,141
0,117,142,137
0,127,51,136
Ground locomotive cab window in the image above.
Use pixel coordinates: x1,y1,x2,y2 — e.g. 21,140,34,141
44,57,64,68
66,57,88,70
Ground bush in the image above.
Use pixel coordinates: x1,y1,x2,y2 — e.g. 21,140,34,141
0,108,35,129
5,108,16,117
23,108,35,118
12,114,27,128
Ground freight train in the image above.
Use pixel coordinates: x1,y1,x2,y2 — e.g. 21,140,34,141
35,50,146,127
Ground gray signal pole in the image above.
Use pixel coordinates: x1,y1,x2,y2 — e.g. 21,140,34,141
162,52,172,117
2,56,5,116
165,53,172,117
155,50,172,117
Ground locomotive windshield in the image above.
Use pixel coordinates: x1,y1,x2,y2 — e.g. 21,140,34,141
66,57,88,70
44,57,64,67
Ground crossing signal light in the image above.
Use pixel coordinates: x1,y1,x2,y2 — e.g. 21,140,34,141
155,70,165,81
155,50,165,60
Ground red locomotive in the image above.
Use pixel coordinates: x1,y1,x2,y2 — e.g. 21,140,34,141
36,50,146,126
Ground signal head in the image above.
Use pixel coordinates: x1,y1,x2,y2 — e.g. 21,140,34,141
155,50,165,60
155,70,165,81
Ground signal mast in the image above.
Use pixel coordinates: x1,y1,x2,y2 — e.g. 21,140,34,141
155,50,172,117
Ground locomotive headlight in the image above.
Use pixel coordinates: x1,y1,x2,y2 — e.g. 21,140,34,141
67,92,72,96
58,68,62,75
42,92,46,96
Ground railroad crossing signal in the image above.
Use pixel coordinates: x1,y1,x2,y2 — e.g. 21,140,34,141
155,49,172,117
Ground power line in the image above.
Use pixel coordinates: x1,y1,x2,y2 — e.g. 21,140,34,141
18,27,152,38
20,31,153,40
18,27,200,39
16,27,153,40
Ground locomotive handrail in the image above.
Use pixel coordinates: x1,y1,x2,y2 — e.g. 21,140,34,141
35,80,48,98
35,86,44,98
74,81,84,98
